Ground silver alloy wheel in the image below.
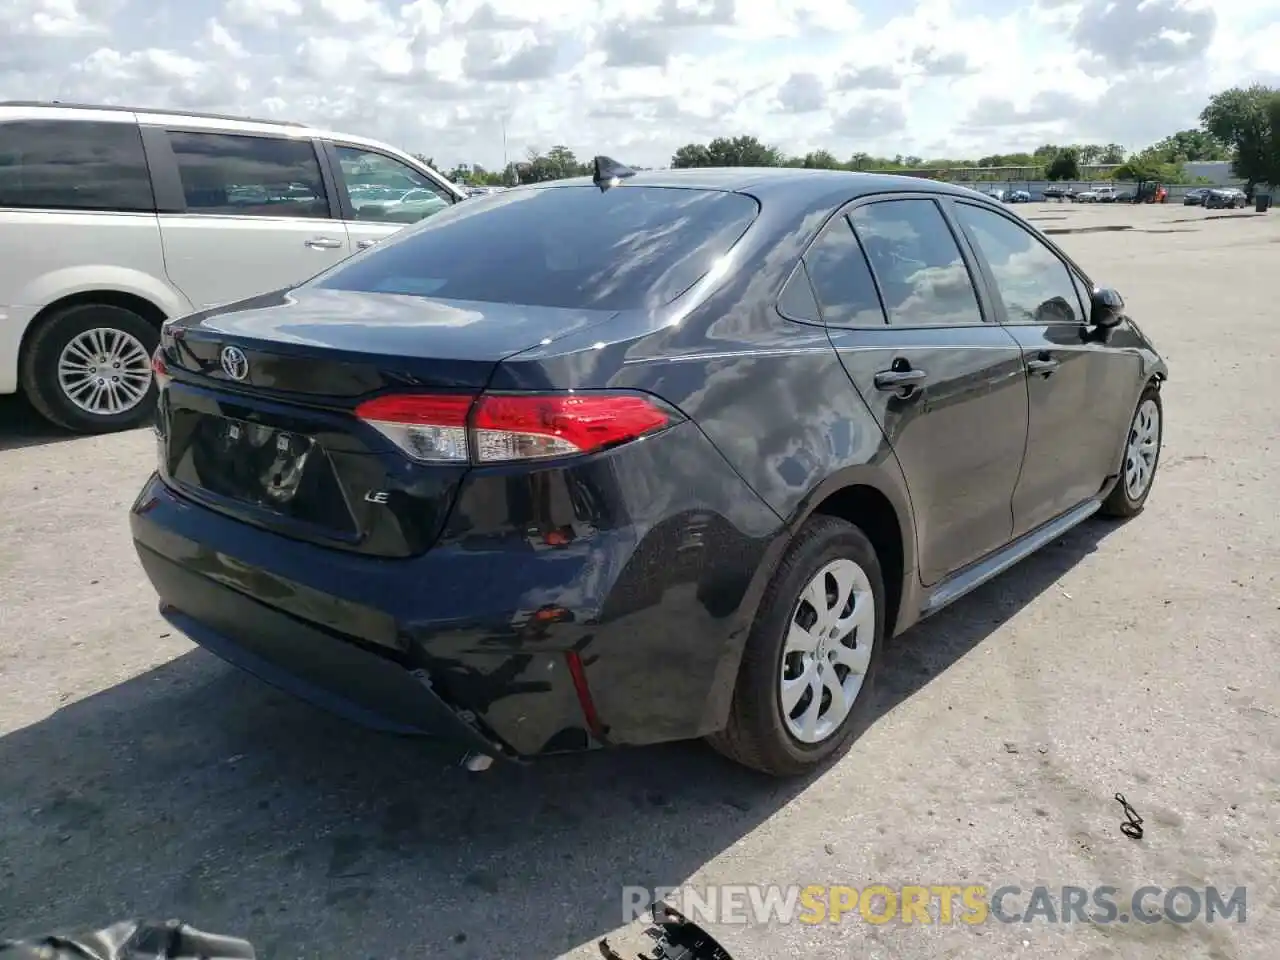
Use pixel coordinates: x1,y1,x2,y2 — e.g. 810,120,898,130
56,327,153,416
1124,398,1160,500
779,557,876,744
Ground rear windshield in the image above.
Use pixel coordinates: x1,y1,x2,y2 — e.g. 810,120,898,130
312,185,759,311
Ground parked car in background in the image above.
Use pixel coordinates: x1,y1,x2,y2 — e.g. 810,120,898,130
1183,188,1209,206
1093,186,1119,203
1007,190,1032,203
1204,188,1247,209
0,100,465,433
1075,188,1098,202
1042,185,1074,201
985,188,1006,202
133,165,1168,777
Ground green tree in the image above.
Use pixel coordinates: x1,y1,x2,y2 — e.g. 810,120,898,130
1148,129,1228,163
1200,85,1278,189
801,149,841,169
1045,149,1080,181
412,153,436,169
671,143,712,168
706,135,783,167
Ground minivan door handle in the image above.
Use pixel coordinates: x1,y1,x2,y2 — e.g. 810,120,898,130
304,237,343,250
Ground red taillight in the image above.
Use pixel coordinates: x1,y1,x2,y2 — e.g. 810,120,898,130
353,391,674,464
355,393,472,462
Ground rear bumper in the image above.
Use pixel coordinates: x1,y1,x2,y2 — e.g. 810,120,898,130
130,419,782,758
140,543,501,752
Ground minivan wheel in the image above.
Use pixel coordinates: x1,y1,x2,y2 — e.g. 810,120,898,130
20,303,159,434
707,515,885,777
1100,385,1162,518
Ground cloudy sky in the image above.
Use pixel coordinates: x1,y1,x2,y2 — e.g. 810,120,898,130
3,0,1278,170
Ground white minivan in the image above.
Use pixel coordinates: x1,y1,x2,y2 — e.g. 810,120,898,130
0,101,466,433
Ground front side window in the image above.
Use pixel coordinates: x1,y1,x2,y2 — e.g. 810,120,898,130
849,199,983,327
314,185,759,311
335,146,453,225
166,131,328,219
952,202,1083,325
0,120,153,212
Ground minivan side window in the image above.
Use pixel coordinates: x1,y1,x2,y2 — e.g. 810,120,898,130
165,131,329,219
333,145,453,225
849,199,984,327
0,120,154,212
803,216,886,327
952,202,1084,325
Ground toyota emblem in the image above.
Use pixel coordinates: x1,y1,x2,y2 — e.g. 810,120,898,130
220,345,249,381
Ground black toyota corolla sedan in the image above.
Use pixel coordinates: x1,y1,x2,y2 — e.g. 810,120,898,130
132,162,1168,777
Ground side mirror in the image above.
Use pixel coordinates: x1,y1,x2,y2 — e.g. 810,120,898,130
1089,287,1125,329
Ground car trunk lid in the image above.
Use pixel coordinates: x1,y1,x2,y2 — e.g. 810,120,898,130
155,288,618,558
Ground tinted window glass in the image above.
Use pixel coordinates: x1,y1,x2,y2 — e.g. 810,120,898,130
850,199,982,327
0,120,153,212
953,203,1082,324
167,132,328,219
335,145,453,225
777,265,820,322
315,186,758,311
804,216,886,326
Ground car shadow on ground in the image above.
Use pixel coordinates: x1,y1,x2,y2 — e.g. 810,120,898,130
0,395,75,452
0,519,1117,958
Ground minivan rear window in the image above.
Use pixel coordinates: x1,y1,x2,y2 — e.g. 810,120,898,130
313,185,759,311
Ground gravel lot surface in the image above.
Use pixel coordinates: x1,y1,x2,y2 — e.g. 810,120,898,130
1,202,1276,959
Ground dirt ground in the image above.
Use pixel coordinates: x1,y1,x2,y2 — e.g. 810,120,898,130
1,202,1276,960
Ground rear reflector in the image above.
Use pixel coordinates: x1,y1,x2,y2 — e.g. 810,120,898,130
151,349,170,386
353,391,675,464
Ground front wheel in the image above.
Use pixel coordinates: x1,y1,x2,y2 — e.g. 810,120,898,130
707,515,885,777
19,303,159,434
1101,385,1163,518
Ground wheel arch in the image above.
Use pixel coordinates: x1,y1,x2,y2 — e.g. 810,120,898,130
18,289,169,376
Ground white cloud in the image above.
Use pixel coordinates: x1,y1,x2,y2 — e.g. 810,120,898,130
0,0,1277,171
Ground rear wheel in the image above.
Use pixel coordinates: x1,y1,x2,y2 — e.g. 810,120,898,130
20,303,159,434
1101,385,1162,518
708,515,885,777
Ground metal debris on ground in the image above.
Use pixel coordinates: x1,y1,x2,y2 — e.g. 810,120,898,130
598,902,735,960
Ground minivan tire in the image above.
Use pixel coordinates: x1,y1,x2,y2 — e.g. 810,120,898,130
708,515,886,777
20,303,160,435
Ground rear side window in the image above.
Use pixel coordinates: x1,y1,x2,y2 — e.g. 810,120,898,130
850,199,983,327
166,131,328,219
0,120,153,212
314,185,759,311
803,216,886,327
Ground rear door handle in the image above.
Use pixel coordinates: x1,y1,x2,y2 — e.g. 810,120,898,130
873,368,928,391
1026,357,1061,377
304,237,343,250
356,239,378,249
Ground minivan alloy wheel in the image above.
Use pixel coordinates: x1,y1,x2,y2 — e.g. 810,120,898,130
57,327,153,416
1125,398,1160,500
780,558,875,744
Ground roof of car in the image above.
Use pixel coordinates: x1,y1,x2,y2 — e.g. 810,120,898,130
541,167,988,204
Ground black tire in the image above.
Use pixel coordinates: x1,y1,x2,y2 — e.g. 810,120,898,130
707,515,886,777
1100,384,1163,519
19,302,160,434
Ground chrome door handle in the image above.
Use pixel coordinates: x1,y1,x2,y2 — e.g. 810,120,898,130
1026,358,1060,377
305,237,343,250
